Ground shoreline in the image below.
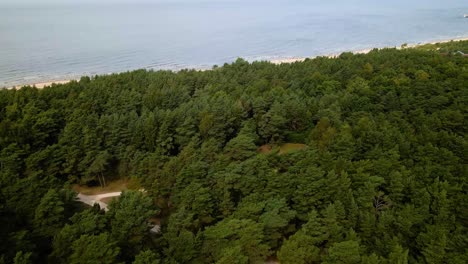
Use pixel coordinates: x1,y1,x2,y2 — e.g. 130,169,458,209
269,36,468,64
5,36,468,90
29,80,78,89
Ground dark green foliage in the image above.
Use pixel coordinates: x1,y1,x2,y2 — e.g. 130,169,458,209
0,41,467,263
202,218,270,263
277,231,320,264
50,209,107,263
69,233,120,264
13,251,32,264
325,240,361,264
133,250,161,264
33,189,65,238
107,191,157,259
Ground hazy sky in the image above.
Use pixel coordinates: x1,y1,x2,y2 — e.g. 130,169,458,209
2,0,467,9
3,0,468,4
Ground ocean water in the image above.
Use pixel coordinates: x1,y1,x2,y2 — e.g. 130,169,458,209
0,0,467,87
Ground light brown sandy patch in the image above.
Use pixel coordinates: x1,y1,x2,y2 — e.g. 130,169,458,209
72,178,129,195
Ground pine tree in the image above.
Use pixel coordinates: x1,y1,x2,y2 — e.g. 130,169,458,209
13,251,32,264
133,250,161,264
418,225,447,264
33,189,64,238
69,233,120,264
277,231,320,264
107,191,156,258
322,203,344,243
388,244,409,264
202,219,270,263
325,240,361,264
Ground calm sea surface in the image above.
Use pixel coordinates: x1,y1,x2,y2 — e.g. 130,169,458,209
1,0,467,87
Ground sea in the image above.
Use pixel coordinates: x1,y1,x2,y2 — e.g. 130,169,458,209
1,0,467,87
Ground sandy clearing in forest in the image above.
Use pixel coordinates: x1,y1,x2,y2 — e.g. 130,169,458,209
76,192,122,212
72,179,130,195
76,190,161,233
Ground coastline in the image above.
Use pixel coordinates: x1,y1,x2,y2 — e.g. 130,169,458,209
269,36,468,64
5,79,79,90
30,80,78,89
6,36,468,90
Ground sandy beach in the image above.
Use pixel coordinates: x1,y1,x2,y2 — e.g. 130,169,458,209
7,36,468,90
31,80,76,89
270,36,468,64
5,79,78,90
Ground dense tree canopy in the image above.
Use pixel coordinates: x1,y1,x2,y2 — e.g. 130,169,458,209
0,41,467,263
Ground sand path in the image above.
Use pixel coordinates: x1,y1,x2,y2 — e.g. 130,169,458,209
76,192,122,212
